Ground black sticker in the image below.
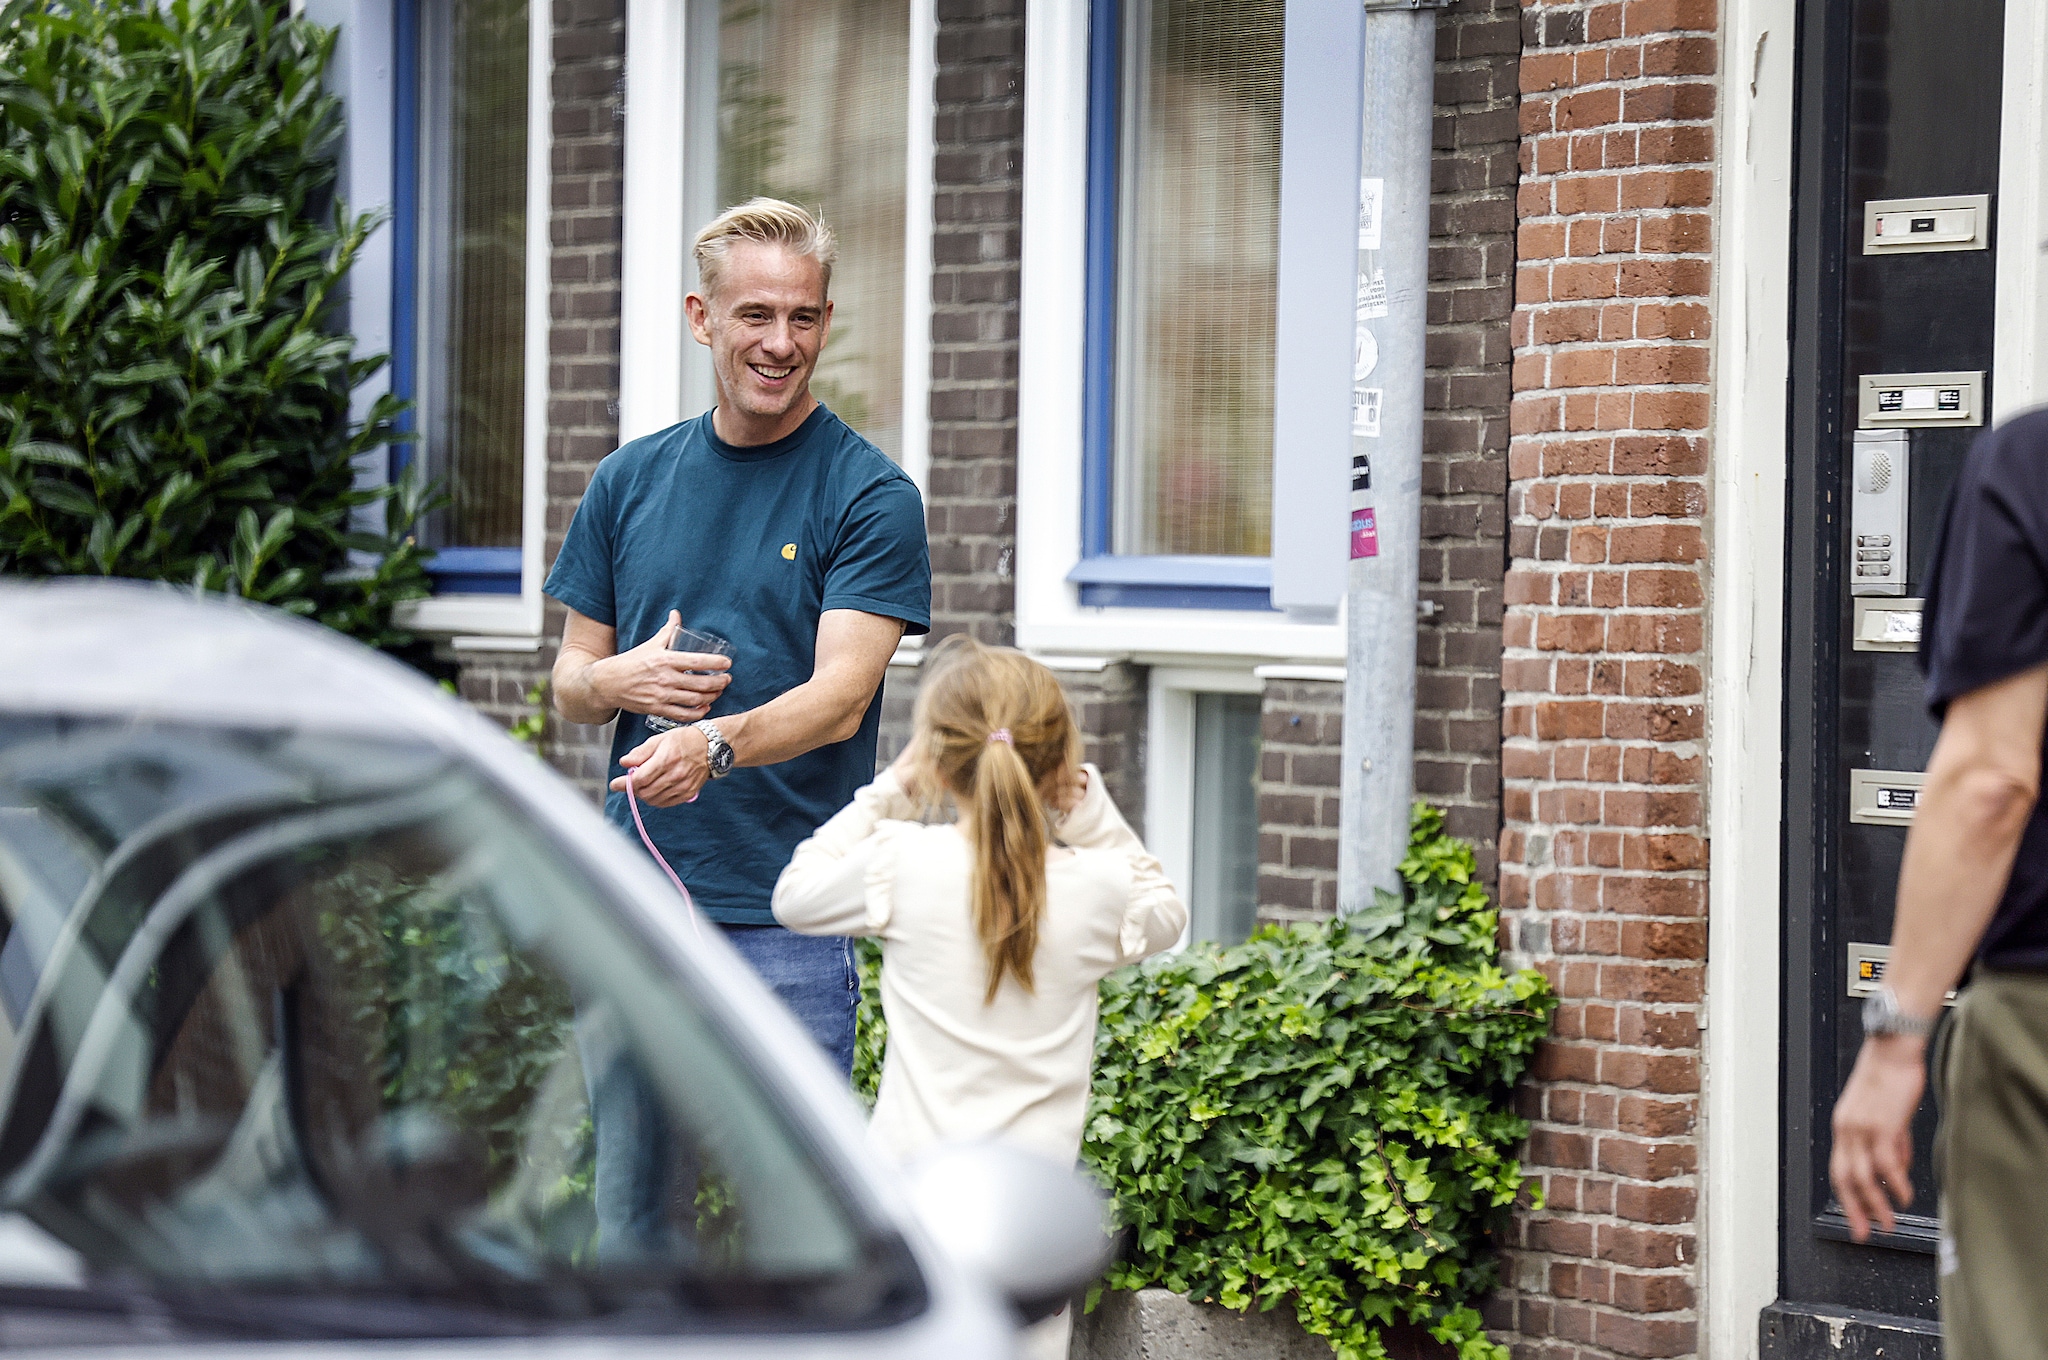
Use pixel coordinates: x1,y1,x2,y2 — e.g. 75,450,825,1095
1938,389,1961,411
1910,216,1937,234
1878,389,1904,411
1875,787,1918,811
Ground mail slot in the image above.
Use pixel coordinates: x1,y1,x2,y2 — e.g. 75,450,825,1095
1861,194,1991,255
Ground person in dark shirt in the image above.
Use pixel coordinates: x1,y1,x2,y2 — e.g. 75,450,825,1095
1831,407,2048,1358
545,198,931,1070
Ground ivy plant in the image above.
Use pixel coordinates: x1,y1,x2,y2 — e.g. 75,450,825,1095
855,805,1554,1360
0,0,434,650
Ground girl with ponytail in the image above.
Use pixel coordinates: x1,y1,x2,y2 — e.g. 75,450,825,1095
772,634,1187,1166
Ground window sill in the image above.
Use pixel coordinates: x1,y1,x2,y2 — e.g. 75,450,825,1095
396,593,538,638
1065,555,1276,611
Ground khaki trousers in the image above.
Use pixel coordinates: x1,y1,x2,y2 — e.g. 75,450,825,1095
1936,968,2048,1360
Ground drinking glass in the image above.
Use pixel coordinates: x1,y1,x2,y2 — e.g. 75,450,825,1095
647,627,733,733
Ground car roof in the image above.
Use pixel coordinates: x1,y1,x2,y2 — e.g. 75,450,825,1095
0,579,465,743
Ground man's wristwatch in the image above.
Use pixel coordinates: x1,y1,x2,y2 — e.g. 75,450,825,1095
1863,985,1938,1041
691,720,735,779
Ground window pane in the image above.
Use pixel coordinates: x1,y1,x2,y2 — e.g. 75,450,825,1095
0,719,915,1334
1189,692,1261,945
687,0,910,460
420,0,528,549
1113,0,1283,558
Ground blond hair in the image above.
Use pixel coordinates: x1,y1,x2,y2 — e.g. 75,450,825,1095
692,197,838,300
913,636,1082,1003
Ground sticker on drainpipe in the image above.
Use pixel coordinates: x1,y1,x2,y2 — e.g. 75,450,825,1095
1352,388,1382,437
1358,178,1383,250
1351,507,1380,560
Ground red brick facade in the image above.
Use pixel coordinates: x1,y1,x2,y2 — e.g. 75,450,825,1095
1495,1,1715,1357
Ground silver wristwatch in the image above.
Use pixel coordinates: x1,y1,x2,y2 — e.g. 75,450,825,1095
691,719,735,779
1862,985,1938,1041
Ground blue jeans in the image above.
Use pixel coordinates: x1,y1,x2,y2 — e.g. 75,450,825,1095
721,924,858,1076
583,926,855,1262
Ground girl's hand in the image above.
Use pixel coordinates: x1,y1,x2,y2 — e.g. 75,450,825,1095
1048,763,1089,815
889,734,932,805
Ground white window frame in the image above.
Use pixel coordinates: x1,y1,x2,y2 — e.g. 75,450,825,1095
313,0,553,638
617,0,937,498
1143,665,1265,950
1017,1,1341,665
1995,1,2048,422
1704,0,1793,1352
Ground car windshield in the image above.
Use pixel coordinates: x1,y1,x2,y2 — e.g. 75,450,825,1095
0,714,921,1341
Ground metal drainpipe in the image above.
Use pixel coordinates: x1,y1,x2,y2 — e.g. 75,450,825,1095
1339,0,1447,912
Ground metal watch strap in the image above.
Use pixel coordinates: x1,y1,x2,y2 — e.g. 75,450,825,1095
1862,985,1938,1040
691,720,734,778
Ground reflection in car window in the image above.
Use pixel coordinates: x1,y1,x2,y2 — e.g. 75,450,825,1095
0,717,921,1339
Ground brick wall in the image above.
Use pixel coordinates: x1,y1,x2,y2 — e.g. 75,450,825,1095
1495,1,1714,1357
1257,678,1346,924
1421,0,1521,888
876,0,1030,775
925,0,1024,646
1057,661,1148,838
453,0,626,795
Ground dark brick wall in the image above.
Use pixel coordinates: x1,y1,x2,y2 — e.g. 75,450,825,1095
925,0,1024,645
1057,662,1148,840
874,0,1026,771
453,0,626,795
1256,678,1345,924
1419,0,1519,886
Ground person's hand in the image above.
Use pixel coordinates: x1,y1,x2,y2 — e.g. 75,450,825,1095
889,733,933,805
1048,763,1089,816
1829,1033,1928,1240
589,610,731,725
613,725,711,807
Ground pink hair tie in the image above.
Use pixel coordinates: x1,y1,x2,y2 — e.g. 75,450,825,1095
987,728,1013,745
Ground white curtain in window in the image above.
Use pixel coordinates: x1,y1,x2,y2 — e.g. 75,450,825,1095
1113,0,1283,558
694,0,910,461
421,0,529,550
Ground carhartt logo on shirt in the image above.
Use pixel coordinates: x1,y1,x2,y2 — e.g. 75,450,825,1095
781,543,797,560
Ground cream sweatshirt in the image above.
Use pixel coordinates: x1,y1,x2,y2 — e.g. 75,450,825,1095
771,763,1187,1164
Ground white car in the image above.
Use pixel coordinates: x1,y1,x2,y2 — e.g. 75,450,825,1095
0,580,1104,1356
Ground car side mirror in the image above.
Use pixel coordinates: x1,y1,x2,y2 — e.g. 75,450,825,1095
902,1140,1114,1323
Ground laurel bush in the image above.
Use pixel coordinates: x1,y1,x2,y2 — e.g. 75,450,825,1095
0,0,433,648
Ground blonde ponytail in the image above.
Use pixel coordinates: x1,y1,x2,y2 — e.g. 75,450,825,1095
912,636,1082,1003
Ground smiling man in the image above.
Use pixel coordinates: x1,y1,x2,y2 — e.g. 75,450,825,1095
544,199,930,1073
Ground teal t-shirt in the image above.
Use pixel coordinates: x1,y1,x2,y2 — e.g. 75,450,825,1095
542,406,931,925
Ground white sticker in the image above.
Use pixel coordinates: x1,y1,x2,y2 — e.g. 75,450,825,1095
1882,610,1922,643
1355,323,1379,381
1358,178,1383,251
1356,269,1388,320
1352,387,1382,437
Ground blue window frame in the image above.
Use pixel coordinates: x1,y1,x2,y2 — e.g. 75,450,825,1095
1071,0,1278,613
387,0,524,597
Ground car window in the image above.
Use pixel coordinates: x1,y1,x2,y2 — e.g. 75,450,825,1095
0,716,922,1340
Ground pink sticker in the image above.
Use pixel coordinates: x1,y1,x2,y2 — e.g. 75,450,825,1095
1351,507,1380,560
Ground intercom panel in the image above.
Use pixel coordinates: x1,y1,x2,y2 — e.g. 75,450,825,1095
1849,430,1909,597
